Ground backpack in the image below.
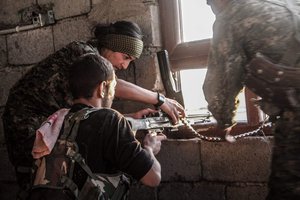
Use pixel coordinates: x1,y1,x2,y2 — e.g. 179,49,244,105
31,108,131,200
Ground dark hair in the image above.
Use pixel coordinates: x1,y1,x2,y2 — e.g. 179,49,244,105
90,21,143,47
69,54,114,99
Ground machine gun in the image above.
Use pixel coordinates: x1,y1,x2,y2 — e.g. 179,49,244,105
125,112,226,141
125,112,271,142
125,112,212,135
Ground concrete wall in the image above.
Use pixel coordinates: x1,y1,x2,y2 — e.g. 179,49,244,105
129,136,272,200
0,0,272,199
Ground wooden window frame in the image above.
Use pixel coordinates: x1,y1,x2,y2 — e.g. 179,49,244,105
158,0,261,126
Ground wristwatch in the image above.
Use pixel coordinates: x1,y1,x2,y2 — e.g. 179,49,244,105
154,92,165,107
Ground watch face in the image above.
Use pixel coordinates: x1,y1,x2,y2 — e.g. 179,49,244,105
156,93,165,107
159,94,165,102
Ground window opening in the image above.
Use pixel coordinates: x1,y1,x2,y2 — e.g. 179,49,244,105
180,0,215,42
180,69,247,122
179,0,247,122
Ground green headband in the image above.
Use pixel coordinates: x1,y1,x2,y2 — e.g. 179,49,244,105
101,34,144,58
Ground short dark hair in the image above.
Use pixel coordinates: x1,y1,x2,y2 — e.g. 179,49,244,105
94,21,142,39
69,54,114,99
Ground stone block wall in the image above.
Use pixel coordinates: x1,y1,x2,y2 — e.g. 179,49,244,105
0,1,272,199
128,137,272,200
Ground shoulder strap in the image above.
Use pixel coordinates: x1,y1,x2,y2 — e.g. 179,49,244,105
61,107,99,141
62,107,130,200
64,107,99,176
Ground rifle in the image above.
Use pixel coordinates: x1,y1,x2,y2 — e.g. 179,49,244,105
125,112,226,141
125,112,212,133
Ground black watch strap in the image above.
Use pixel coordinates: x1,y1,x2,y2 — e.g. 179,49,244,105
154,92,165,107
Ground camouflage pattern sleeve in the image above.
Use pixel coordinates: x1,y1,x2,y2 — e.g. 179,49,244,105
203,17,245,129
203,0,298,129
2,41,98,166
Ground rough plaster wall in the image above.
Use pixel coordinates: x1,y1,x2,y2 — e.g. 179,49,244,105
0,0,36,27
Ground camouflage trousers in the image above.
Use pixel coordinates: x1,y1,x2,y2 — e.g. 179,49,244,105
267,109,300,200
2,109,43,200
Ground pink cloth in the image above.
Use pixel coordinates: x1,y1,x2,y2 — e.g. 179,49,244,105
32,108,70,159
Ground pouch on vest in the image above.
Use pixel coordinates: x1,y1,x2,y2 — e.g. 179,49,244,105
245,53,300,109
31,107,130,200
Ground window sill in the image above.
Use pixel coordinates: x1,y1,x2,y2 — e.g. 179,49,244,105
164,122,272,140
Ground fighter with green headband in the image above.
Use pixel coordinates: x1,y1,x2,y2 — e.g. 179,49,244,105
101,34,144,59
91,21,185,121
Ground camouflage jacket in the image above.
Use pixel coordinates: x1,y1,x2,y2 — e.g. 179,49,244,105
203,0,300,128
3,41,97,151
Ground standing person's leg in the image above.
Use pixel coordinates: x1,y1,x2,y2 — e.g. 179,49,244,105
267,110,300,200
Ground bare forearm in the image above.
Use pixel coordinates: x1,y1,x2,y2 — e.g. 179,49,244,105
140,147,161,187
115,79,158,104
115,78,186,124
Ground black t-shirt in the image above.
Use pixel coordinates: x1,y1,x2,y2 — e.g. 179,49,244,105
70,104,154,187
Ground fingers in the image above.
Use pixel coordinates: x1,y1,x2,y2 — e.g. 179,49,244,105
169,112,178,125
156,133,167,141
165,98,186,121
141,108,158,116
225,133,236,143
144,132,167,144
169,104,182,124
148,132,167,139
146,108,158,115
158,96,186,124
224,127,236,143
145,132,166,155
133,108,158,119
169,98,186,118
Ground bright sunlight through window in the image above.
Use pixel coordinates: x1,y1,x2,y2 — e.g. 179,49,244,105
179,0,247,122
180,0,215,41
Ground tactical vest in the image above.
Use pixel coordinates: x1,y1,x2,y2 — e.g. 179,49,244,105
245,0,300,109
245,53,300,109
31,108,130,200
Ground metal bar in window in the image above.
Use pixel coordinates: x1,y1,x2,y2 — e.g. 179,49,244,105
158,0,182,54
244,88,261,125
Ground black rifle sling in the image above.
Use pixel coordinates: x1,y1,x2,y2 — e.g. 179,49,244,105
60,108,99,198
62,108,129,200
